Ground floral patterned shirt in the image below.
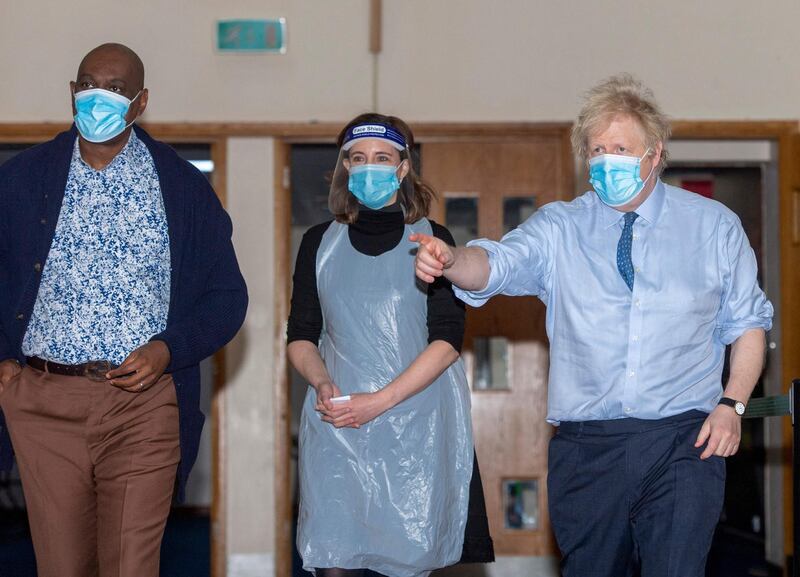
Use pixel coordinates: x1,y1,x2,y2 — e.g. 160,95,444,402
22,132,171,364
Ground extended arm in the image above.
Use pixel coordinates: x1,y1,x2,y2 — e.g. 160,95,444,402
412,208,553,305
412,232,490,291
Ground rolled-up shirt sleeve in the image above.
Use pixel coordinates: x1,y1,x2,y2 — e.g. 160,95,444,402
455,208,553,307
716,215,773,344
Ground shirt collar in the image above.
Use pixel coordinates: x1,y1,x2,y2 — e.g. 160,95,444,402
600,178,666,228
74,130,140,172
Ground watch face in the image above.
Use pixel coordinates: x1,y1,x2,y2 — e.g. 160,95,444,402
735,402,745,416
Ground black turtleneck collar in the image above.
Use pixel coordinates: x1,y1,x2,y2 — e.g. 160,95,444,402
348,203,406,256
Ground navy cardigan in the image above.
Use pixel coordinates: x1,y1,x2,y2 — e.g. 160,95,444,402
0,125,248,499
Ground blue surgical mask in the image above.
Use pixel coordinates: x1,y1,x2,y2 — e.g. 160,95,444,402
589,149,654,207
348,164,401,209
73,88,141,143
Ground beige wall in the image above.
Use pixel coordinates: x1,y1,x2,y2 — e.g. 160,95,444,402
1,0,373,122
3,1,800,123
380,0,800,121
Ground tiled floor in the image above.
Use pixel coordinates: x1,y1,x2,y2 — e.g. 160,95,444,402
0,509,209,577
0,512,785,577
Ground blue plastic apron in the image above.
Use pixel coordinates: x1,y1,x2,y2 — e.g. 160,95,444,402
297,218,473,577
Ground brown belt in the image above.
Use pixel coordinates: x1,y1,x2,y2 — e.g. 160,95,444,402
26,356,118,381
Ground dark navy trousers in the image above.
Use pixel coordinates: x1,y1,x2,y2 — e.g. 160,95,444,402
547,410,725,577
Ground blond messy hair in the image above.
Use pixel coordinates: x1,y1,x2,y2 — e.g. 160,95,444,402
571,74,671,173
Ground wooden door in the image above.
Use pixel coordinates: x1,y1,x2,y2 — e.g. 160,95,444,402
422,134,574,555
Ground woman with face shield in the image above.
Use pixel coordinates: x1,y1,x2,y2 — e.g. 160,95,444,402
287,113,494,577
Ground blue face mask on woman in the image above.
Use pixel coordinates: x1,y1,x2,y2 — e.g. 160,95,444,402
73,88,141,143
348,164,401,209
589,149,654,207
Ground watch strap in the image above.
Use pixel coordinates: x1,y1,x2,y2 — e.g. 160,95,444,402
719,396,745,414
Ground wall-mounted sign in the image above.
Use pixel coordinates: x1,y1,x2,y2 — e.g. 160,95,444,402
217,19,286,53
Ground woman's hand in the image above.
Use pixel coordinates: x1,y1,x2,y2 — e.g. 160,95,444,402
325,390,393,428
315,381,352,422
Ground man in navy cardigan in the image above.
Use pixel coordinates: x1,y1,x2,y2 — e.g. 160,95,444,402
0,43,247,577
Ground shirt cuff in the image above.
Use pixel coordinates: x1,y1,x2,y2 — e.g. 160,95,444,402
717,319,773,346
453,239,507,307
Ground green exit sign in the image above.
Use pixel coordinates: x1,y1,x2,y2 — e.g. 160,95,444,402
217,19,286,53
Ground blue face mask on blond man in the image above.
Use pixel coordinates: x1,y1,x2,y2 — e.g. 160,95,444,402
73,88,141,143
589,148,656,207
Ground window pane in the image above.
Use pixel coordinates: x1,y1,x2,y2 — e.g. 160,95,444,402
473,336,509,390
503,479,540,530
445,197,479,247
503,197,536,233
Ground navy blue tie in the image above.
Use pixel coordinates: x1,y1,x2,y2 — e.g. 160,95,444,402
617,212,639,291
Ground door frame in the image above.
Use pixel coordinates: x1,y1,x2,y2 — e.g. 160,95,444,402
271,119,800,574
667,121,799,567
272,122,575,574
2,119,798,575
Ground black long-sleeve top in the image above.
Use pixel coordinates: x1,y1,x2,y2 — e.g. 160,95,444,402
287,205,466,352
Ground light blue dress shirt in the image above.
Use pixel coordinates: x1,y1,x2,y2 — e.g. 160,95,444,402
456,180,773,424
22,132,171,365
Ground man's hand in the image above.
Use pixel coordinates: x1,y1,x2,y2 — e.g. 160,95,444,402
410,233,455,283
107,340,171,392
694,405,742,459
0,359,21,395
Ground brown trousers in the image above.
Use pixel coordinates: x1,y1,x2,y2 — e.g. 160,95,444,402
0,366,180,577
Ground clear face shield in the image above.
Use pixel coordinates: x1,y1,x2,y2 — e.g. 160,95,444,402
329,123,416,214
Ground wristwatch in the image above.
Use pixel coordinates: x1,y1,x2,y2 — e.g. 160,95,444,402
719,396,746,416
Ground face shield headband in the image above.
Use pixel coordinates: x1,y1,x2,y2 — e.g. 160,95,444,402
342,123,407,152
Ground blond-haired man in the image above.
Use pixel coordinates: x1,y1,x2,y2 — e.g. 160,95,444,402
412,75,772,576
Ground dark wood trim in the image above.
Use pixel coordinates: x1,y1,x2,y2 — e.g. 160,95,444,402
211,349,227,577
558,124,575,201
2,120,796,143
273,140,293,577
369,0,382,54
210,138,228,205
0,121,576,142
210,138,228,577
779,131,800,560
0,123,70,142
671,120,797,139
